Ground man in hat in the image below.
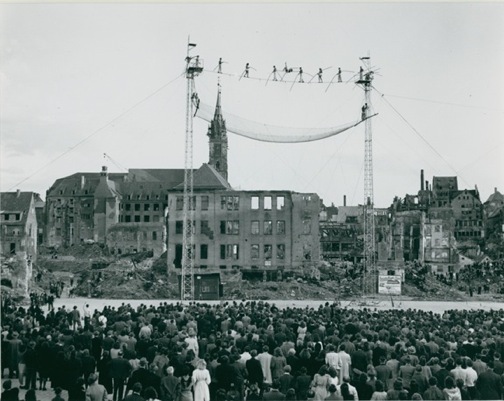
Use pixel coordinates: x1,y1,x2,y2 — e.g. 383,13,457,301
7,331,22,379
86,373,108,401
375,356,392,390
366,365,378,392
109,350,132,401
23,341,37,390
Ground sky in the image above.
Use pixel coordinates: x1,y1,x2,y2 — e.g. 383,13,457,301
1,2,503,208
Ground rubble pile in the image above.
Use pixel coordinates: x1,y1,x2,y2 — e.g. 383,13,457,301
22,247,500,301
71,258,178,299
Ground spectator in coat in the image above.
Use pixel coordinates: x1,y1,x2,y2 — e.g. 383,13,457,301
246,350,264,388
278,365,294,395
263,380,286,401
160,366,180,401
422,377,444,401
85,373,108,401
476,362,503,400
109,350,132,401
257,345,273,385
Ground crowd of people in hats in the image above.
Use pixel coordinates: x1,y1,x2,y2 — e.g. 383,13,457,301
1,299,504,401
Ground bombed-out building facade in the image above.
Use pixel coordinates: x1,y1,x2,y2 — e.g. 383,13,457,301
43,90,321,273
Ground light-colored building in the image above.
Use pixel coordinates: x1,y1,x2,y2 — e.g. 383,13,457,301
167,184,321,272
0,191,40,259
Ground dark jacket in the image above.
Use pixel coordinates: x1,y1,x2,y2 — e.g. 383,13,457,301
109,356,132,380
263,389,286,401
476,369,502,400
246,358,264,386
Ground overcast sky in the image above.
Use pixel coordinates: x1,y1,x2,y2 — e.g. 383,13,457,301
1,2,503,207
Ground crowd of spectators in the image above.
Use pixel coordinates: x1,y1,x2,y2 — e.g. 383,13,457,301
1,299,504,401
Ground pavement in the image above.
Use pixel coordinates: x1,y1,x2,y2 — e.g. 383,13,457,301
1,377,118,401
1,377,69,401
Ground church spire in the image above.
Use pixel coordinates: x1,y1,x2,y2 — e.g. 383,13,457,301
207,83,228,180
214,82,222,120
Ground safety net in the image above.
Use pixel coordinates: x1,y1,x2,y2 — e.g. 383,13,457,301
196,102,370,143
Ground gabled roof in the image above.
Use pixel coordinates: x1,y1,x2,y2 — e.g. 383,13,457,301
127,169,187,187
119,181,174,198
174,163,232,191
451,189,481,202
0,192,34,226
486,188,504,205
94,176,120,198
47,172,128,197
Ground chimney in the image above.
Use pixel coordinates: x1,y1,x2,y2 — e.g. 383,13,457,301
343,195,347,207
420,169,424,191
101,165,108,178
496,187,498,193
16,189,20,198
426,180,429,191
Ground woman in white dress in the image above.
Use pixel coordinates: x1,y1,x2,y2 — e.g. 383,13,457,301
192,359,211,401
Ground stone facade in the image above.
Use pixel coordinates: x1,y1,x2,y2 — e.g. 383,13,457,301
167,190,320,272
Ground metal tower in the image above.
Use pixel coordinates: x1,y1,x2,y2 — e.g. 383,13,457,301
356,56,376,295
181,42,202,301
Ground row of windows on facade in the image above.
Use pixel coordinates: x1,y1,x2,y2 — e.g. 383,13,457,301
2,227,32,236
54,199,90,207
455,220,483,227
56,191,169,201
176,264,285,270
175,243,286,260
120,203,165,212
119,215,163,223
174,219,299,235
52,229,160,241
111,247,153,255
1,213,22,221
54,203,167,214
109,231,159,241
455,231,483,238
175,195,286,211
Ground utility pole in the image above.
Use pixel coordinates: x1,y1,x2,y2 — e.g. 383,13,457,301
181,41,202,302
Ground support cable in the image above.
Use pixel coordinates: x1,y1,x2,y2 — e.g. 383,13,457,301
374,86,471,187
8,72,185,191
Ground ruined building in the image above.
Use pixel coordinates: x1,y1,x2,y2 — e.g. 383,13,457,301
0,191,42,259
44,88,321,270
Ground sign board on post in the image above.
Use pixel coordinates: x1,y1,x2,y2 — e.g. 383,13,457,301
378,273,402,295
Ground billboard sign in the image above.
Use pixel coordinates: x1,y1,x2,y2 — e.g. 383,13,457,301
378,274,402,295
